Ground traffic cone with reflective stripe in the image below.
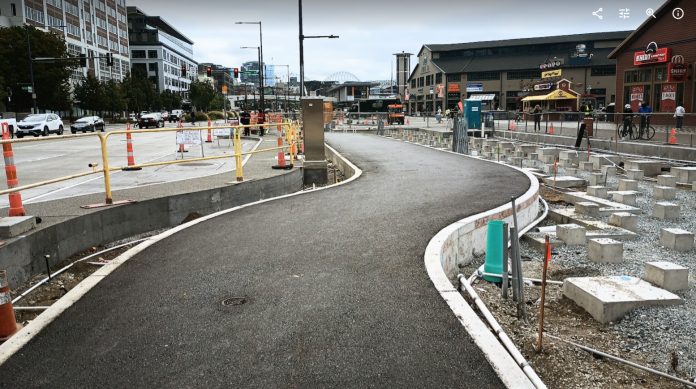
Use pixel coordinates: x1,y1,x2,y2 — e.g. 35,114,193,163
0,270,22,342
124,123,142,171
669,128,678,144
549,123,554,134
510,123,515,131
2,123,25,217
272,151,291,170
206,119,212,142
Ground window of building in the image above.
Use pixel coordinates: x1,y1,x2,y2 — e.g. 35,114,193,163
435,73,442,84
467,72,500,81
418,77,424,87
590,88,606,96
24,6,44,23
624,69,652,83
411,79,416,88
133,63,147,71
623,85,652,107
10,4,17,16
47,0,62,9
132,50,146,58
65,2,79,16
148,63,157,72
507,70,541,80
653,83,684,112
506,91,520,98
66,23,80,37
47,15,61,27
590,67,616,77
654,67,668,82
148,50,158,58
446,73,461,82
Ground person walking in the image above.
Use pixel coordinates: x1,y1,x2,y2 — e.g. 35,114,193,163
674,102,685,130
240,109,251,136
532,104,542,132
257,110,265,136
191,110,197,126
437,106,442,123
638,101,652,134
621,104,634,140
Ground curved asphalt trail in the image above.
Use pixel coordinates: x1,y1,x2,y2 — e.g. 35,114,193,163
0,133,530,388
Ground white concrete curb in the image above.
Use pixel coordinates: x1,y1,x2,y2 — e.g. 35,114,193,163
382,134,542,388
0,143,361,367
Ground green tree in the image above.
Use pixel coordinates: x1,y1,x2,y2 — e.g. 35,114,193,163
0,76,7,103
209,94,230,111
120,67,159,113
0,26,75,113
189,79,216,112
159,89,182,112
73,74,108,114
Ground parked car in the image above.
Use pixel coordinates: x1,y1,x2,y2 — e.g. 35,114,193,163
138,113,164,128
169,109,184,122
16,114,64,138
71,116,105,133
0,112,18,139
161,112,170,121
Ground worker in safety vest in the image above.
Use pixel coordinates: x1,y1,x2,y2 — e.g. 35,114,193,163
584,103,593,117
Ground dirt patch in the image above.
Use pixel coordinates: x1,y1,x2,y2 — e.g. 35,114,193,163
302,161,344,190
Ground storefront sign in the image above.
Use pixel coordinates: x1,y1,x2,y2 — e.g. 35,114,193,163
634,44,671,66
430,86,434,94
630,85,644,111
547,90,574,100
661,83,677,112
466,83,483,92
437,84,444,98
448,84,460,92
667,55,687,82
542,69,562,79
539,59,563,70
447,92,461,99
534,83,553,91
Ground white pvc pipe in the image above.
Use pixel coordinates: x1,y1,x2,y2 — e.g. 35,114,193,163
534,226,556,233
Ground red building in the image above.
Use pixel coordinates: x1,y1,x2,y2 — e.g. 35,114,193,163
609,0,696,125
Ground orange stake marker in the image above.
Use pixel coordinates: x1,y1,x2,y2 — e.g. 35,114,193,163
2,123,25,217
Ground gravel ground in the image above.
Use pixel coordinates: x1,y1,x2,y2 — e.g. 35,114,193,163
461,150,696,387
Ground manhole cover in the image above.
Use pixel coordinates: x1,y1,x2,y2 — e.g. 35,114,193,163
222,297,247,306
181,163,214,167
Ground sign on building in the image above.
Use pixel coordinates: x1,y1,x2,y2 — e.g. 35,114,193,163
466,83,483,92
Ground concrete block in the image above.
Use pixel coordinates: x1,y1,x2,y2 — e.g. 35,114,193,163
693,181,696,191
618,179,638,191
538,147,562,159
541,176,585,188
567,168,579,175
613,192,637,206
560,150,588,163
517,145,537,157
543,155,556,164
669,166,696,184
601,165,617,176
609,212,639,232
514,151,524,158
563,276,682,323
588,238,623,263
653,186,676,200
626,169,644,180
589,173,604,186
543,164,555,174
625,160,662,176
581,161,594,171
653,202,680,221
645,262,689,291
591,155,620,169
559,158,572,167
575,202,600,218
0,216,37,239
660,228,694,252
504,148,513,156
657,175,677,188
587,186,608,199
528,153,539,161
556,224,587,245
510,157,523,167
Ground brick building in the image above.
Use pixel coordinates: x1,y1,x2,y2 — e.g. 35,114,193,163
608,0,695,125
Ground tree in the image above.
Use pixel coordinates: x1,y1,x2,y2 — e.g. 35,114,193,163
209,94,230,111
73,74,108,114
0,26,75,112
189,79,216,112
159,89,182,112
120,67,159,113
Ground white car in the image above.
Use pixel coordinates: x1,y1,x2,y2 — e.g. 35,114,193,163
71,116,105,133
16,114,64,138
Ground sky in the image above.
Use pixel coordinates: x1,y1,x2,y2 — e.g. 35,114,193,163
129,0,669,82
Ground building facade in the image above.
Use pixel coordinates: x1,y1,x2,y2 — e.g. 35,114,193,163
408,31,630,114
127,6,196,98
0,0,131,85
240,60,263,85
609,0,696,124
197,63,234,94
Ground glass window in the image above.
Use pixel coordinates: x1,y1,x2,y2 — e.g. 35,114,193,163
446,74,461,82
655,67,667,82
467,72,500,81
148,63,157,71
148,50,158,58
435,73,442,84
507,71,541,80
132,50,145,58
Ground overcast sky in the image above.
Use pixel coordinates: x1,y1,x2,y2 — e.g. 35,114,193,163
130,0,668,82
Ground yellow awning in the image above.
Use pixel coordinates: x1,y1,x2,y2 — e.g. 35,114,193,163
521,95,548,101
522,90,578,101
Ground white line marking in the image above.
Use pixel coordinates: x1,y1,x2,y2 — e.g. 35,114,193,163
16,154,69,164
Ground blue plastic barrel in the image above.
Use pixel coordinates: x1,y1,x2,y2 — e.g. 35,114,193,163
483,221,504,282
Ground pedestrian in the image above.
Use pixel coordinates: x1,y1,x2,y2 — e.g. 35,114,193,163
437,106,442,123
191,110,197,126
445,108,451,119
674,101,685,130
240,109,251,136
621,104,633,140
257,110,265,136
532,104,542,132
638,101,652,134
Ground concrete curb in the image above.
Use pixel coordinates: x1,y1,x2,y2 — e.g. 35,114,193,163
382,135,542,388
0,143,361,367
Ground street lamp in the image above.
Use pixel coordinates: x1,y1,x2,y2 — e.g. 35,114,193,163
241,46,261,110
236,22,265,114
298,0,338,98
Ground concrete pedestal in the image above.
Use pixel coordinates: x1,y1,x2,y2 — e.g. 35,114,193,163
653,186,676,200
590,155,620,169
528,153,539,161
670,166,696,184
588,238,623,263
653,202,680,220
625,160,662,177
575,202,600,218
601,165,617,176
657,175,677,188
645,262,689,291
542,164,555,174
613,192,637,206
0,216,37,239
556,224,587,245
618,179,638,191
609,212,639,232
626,169,644,180
587,186,608,199
580,161,594,171
303,161,328,186
659,228,694,252
589,173,604,186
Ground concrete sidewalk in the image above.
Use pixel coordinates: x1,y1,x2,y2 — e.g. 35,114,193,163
0,133,530,388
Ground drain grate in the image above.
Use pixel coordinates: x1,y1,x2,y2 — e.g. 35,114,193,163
222,297,247,306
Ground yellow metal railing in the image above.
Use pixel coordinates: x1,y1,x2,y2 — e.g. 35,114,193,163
0,119,300,205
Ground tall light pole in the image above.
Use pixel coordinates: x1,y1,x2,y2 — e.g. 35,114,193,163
298,0,339,98
241,47,260,110
236,22,264,113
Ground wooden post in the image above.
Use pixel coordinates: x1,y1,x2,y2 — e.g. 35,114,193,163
537,235,550,353
553,156,557,195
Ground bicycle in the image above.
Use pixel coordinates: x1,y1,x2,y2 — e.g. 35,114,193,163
616,117,655,140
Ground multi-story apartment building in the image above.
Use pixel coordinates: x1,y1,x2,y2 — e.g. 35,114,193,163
126,6,196,98
0,0,131,85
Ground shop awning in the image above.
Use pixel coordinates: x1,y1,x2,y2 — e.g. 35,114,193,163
521,90,578,101
521,95,548,101
467,94,496,101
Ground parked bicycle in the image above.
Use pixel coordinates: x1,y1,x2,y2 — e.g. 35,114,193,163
616,116,656,140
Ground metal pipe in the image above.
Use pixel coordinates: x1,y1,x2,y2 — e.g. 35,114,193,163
546,334,696,388
459,274,548,389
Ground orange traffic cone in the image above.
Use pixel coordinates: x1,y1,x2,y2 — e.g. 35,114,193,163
406,119,410,124
365,120,368,125
206,120,212,142
549,123,554,134
509,123,515,131
669,128,678,144
0,270,22,342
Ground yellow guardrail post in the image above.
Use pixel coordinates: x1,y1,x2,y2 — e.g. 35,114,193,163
235,127,243,181
98,133,113,204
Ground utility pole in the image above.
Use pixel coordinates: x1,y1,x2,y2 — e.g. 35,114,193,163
299,0,305,98
25,26,37,114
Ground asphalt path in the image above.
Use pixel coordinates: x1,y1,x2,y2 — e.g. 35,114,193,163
0,133,530,388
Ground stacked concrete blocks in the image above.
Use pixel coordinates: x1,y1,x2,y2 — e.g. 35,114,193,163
659,228,694,252
601,165,617,177
657,175,677,188
557,224,587,245
613,192,637,206
588,238,624,263
645,262,689,291
581,161,594,171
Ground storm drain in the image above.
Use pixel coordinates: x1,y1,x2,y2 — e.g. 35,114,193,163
222,297,248,306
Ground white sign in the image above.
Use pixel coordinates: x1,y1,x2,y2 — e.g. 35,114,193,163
213,128,232,136
176,130,202,145
347,95,354,101
471,107,479,112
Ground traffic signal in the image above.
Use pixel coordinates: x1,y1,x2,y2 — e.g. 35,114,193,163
107,53,113,67
206,67,212,77
233,68,239,79
79,53,86,67
181,66,187,77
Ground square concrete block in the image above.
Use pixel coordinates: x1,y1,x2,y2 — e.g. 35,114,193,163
510,157,523,167
626,169,644,180
591,155,620,169
609,212,639,232
543,164,555,174
543,155,556,164
589,173,604,186
575,202,600,218
653,202,680,220
660,228,695,252
588,238,623,263
514,151,524,158
528,153,539,161
581,161,594,171
645,262,689,291
0,216,37,239
567,168,579,175
559,158,572,167
653,186,676,200
625,160,662,177
601,165,617,176
618,179,638,191
657,175,677,188
587,186,608,199
556,224,587,245
613,192,637,206
670,166,696,184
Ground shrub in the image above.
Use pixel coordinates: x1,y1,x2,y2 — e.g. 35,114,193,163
182,111,209,122
208,111,225,120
